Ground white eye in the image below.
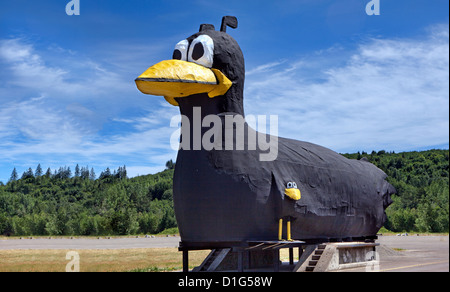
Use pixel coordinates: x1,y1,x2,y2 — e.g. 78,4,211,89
293,182,297,188
173,39,189,61
188,35,214,68
287,182,293,188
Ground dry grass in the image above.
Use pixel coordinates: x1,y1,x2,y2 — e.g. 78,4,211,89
0,248,210,272
0,244,301,272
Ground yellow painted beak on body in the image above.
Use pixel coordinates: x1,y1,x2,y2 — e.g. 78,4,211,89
135,59,232,106
285,188,301,201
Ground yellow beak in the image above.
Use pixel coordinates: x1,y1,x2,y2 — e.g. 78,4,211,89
285,188,301,201
135,59,232,106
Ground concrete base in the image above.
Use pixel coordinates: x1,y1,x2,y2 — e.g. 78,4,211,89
296,242,379,272
186,240,305,272
325,242,379,271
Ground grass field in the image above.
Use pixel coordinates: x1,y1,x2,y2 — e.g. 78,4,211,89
6,232,445,272
0,248,211,272
0,247,300,272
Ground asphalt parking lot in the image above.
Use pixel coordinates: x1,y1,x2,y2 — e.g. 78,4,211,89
342,235,449,272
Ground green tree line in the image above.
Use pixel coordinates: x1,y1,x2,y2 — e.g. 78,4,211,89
343,149,449,233
0,150,448,236
0,164,176,236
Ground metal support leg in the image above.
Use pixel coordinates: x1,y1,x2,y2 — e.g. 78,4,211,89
273,250,280,272
289,248,294,265
237,250,244,272
182,250,189,272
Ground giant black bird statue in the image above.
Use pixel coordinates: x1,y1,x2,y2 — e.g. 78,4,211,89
135,16,394,244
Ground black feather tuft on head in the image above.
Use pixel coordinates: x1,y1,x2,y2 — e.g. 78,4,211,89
220,16,238,32
199,24,215,32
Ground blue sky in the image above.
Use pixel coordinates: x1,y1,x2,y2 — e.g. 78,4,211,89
0,0,448,182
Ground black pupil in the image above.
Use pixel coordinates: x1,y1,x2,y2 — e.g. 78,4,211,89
192,42,204,61
173,49,182,60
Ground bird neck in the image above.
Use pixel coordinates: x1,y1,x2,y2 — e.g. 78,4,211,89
176,93,245,152
177,93,244,118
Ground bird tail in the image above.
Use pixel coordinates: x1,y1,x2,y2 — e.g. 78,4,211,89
382,180,395,210
380,180,395,228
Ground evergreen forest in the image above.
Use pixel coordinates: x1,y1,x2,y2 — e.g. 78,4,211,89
0,150,448,236
0,164,176,236
342,149,448,233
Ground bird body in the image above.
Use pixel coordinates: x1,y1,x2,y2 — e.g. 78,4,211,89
136,17,394,244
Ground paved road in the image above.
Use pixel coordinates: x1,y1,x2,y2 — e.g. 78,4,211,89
342,235,449,272
0,236,181,250
1,235,448,272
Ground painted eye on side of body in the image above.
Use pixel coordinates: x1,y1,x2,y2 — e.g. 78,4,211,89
188,35,214,68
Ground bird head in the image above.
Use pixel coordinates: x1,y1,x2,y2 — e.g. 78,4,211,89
285,181,301,201
135,16,245,116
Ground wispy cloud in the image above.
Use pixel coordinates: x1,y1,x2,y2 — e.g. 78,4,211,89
0,37,177,180
0,23,448,181
244,24,449,153
246,60,287,76
0,38,133,101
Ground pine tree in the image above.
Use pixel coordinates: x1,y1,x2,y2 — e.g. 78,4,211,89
21,168,34,180
75,164,80,177
165,159,175,170
100,167,111,179
55,166,72,179
122,165,127,179
9,168,18,182
35,164,43,177
89,168,96,180
65,166,72,179
80,166,89,180
115,165,127,179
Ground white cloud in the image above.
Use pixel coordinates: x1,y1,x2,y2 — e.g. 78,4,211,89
0,24,448,181
246,60,287,76
244,24,449,153
0,96,81,142
0,38,130,102
0,39,70,94
0,37,177,179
